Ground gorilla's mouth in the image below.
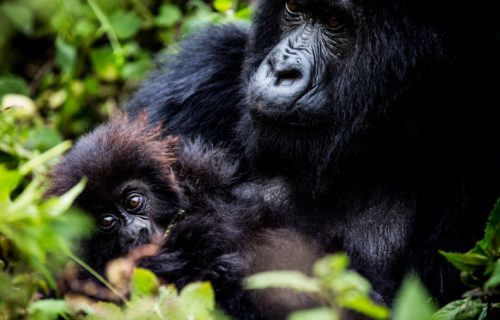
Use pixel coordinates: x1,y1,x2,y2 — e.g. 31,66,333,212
248,100,332,131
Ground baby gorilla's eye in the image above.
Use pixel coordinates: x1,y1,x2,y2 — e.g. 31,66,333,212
285,0,300,14
99,214,117,231
126,192,144,211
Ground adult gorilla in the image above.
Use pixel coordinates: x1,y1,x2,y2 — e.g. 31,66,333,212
127,0,500,305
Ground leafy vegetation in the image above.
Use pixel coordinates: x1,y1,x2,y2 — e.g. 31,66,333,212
0,0,499,319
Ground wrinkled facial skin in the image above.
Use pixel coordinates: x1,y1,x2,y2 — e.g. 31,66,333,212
247,0,355,128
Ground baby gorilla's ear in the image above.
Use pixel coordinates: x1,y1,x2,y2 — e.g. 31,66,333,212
245,229,322,319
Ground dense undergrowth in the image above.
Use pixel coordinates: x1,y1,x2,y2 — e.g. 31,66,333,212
0,0,499,319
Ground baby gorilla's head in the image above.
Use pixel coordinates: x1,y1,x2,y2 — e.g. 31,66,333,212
48,113,184,274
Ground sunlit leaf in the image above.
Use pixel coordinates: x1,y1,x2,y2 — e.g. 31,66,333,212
213,0,233,13
244,270,321,293
288,307,339,320
131,268,160,301
28,299,69,320
392,276,436,320
179,282,216,316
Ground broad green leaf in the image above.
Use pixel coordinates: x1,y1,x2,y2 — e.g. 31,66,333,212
213,0,233,13
0,166,21,204
28,299,69,320
244,270,321,293
26,127,63,152
288,307,339,320
55,37,77,76
392,276,436,320
434,298,486,320
329,270,372,295
90,46,120,81
235,7,253,20
485,259,500,289
155,4,182,28
339,294,389,320
179,282,216,316
109,10,142,40
130,268,160,300
90,301,123,318
121,58,152,81
0,76,29,98
313,253,349,278
0,3,33,35
440,252,489,273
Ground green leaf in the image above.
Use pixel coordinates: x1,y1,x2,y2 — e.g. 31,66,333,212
340,294,390,320
476,198,500,254
0,2,33,35
25,127,63,152
392,276,436,320
155,4,182,28
244,270,321,293
121,58,152,81
90,46,120,81
313,253,349,278
213,0,233,13
485,259,500,289
0,76,29,98
130,268,160,300
179,282,216,316
288,307,339,320
0,166,21,204
440,252,490,273
20,140,72,175
329,270,372,296
41,178,86,219
55,37,77,76
434,298,486,320
28,299,69,320
109,10,142,40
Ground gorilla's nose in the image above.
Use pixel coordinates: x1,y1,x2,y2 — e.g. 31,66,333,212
274,63,304,87
251,49,312,110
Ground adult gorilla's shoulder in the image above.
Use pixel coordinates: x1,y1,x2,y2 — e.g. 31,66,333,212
126,24,249,149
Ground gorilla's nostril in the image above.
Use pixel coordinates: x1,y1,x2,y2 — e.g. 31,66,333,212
275,69,302,86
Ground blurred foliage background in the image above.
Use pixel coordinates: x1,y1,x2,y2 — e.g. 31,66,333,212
0,0,251,141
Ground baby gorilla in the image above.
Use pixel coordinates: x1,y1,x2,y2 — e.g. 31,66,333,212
48,114,320,319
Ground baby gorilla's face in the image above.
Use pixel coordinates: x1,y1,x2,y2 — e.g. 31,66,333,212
86,179,167,251
47,113,183,274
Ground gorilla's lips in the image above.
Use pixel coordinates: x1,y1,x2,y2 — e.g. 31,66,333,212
247,89,333,130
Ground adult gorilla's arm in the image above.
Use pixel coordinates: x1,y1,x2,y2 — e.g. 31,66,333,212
126,24,248,149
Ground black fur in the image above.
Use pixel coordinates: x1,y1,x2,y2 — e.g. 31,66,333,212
48,115,318,319
127,0,500,305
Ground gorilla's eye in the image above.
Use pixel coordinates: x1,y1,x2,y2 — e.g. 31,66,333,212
99,214,117,231
285,0,300,14
327,16,343,30
126,193,144,211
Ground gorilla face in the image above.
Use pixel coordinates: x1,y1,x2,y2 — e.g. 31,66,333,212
240,0,444,184
247,0,355,129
